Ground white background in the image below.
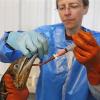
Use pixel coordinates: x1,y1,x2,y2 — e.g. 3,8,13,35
0,0,100,32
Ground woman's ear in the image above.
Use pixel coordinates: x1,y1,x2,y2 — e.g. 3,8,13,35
83,6,89,15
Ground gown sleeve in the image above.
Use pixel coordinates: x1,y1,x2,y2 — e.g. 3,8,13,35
0,32,22,63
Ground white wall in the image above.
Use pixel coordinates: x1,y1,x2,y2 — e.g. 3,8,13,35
82,0,98,30
20,0,46,30
0,0,100,32
0,0,19,33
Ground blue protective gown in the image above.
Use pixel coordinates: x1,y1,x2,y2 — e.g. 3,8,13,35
34,23,100,100
1,23,100,100
0,32,22,62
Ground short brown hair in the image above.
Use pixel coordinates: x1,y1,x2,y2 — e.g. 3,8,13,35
56,0,89,9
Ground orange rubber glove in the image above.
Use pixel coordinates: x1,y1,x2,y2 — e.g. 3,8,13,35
72,29,100,85
3,73,29,100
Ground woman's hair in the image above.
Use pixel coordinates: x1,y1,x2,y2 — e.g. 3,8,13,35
56,0,89,9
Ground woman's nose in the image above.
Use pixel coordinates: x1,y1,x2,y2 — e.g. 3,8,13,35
64,7,71,16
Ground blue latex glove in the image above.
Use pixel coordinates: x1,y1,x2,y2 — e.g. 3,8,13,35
6,31,48,58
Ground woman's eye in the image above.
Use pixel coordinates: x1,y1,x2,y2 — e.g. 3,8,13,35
71,5,78,8
70,4,80,8
60,7,64,10
58,7,65,10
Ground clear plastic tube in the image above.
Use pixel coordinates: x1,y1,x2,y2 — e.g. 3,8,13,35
33,43,75,66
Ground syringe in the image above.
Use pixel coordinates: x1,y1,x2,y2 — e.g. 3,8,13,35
33,43,75,66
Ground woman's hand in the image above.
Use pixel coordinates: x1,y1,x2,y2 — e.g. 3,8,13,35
72,29,100,85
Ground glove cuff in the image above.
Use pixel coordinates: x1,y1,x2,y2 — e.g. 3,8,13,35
88,72,100,85
87,63,100,85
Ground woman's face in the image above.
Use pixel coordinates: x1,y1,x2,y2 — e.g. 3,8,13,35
57,0,88,30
